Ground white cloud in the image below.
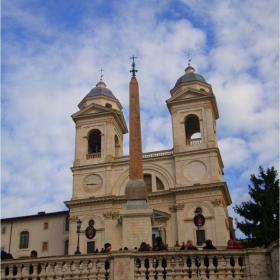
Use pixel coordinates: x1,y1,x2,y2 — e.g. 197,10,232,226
1,0,278,240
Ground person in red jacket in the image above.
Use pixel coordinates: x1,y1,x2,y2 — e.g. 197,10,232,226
227,239,243,249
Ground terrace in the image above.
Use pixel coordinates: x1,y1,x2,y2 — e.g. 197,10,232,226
2,240,279,280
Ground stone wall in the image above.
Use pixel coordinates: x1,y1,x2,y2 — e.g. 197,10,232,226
2,241,279,280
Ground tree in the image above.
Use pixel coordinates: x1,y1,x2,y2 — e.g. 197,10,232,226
233,166,279,247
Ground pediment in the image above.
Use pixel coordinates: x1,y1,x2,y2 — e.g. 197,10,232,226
153,209,171,220
167,88,209,103
72,103,128,133
72,103,113,118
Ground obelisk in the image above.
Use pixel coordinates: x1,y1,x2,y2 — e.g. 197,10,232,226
120,56,153,249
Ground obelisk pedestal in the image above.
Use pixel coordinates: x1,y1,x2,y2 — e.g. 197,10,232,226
120,58,153,249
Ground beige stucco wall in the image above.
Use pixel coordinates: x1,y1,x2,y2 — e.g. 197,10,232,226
1,213,69,258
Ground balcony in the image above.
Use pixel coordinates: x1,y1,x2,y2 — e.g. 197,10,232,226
186,138,202,145
114,149,173,162
86,152,102,159
2,241,278,280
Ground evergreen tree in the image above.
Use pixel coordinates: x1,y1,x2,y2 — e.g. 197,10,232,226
233,166,279,247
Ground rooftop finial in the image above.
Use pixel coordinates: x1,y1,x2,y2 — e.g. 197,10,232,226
186,52,192,66
99,68,104,81
130,55,138,77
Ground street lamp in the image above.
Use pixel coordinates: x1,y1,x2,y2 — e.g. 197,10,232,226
74,219,82,254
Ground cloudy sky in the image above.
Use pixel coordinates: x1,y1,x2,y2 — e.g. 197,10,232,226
1,0,279,238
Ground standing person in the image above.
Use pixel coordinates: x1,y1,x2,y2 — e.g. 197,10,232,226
174,241,180,247
185,240,198,250
1,251,13,260
227,239,243,249
203,240,217,250
30,250,38,257
152,236,168,251
138,242,151,251
179,242,185,250
102,243,112,253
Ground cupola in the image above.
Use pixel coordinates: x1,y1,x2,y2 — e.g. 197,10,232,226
173,63,208,89
78,75,122,110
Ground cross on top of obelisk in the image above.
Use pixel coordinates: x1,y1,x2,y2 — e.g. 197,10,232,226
130,55,138,77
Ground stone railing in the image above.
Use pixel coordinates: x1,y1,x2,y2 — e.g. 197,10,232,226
114,149,173,162
86,152,101,159
186,138,202,145
2,243,279,280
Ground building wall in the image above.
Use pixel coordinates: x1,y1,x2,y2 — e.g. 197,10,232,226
1,213,69,258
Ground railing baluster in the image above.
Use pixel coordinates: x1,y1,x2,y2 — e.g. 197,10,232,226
1,248,276,280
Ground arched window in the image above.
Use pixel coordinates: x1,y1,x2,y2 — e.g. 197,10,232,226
185,115,201,145
144,174,152,193
156,177,164,190
143,174,165,193
19,231,29,249
88,130,101,154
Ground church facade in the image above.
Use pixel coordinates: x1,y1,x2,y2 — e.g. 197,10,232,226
66,62,234,254
1,63,235,257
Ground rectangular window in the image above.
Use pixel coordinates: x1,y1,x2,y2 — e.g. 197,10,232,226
42,242,48,251
2,227,6,234
65,217,69,232
43,222,48,230
20,231,29,249
196,229,205,245
87,241,95,253
64,240,69,255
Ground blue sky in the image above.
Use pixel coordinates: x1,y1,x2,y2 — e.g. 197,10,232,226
1,0,279,239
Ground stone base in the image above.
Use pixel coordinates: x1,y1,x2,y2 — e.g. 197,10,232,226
120,208,153,249
125,179,147,200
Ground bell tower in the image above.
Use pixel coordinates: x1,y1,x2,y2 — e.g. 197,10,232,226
166,62,223,187
71,74,128,200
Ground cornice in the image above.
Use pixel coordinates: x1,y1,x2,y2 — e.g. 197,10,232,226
166,88,219,119
170,82,212,95
64,182,231,209
73,110,128,134
64,195,127,208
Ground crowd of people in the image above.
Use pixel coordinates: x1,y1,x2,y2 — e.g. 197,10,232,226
1,250,38,260
136,238,242,252
135,238,243,251
1,239,243,259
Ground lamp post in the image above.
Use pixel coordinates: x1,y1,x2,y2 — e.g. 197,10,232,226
74,219,82,254
194,209,200,245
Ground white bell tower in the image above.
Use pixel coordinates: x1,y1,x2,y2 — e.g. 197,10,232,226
71,76,128,200
166,63,223,187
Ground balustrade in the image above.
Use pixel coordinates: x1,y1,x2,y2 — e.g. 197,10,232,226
2,256,110,280
134,252,246,280
86,152,102,159
114,149,173,162
2,247,275,280
186,138,202,145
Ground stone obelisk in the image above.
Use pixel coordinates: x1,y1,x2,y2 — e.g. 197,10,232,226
120,56,153,249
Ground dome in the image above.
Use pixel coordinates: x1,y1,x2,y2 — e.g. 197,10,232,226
86,80,116,99
174,65,207,88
